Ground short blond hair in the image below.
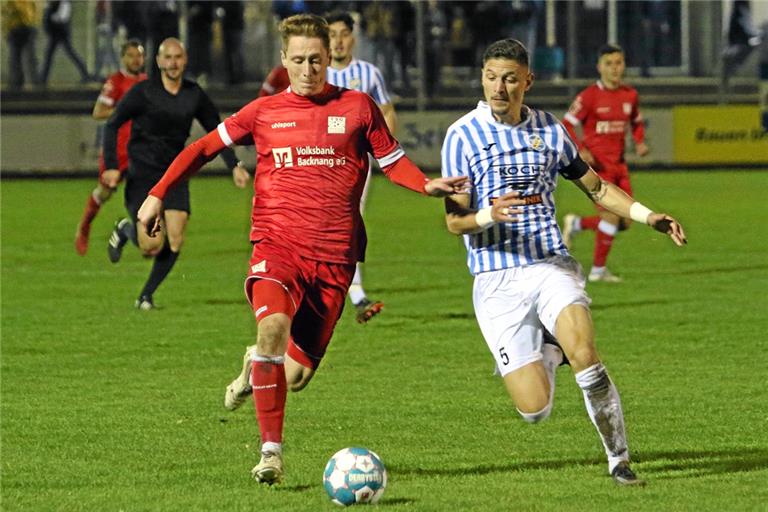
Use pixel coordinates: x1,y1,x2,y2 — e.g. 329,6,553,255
279,14,330,51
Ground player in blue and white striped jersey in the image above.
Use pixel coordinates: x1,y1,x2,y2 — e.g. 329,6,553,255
325,11,398,324
441,39,687,487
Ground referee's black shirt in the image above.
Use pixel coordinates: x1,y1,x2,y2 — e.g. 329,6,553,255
103,74,238,179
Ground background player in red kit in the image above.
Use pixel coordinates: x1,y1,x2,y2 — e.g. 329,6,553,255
75,40,146,255
136,14,467,485
561,44,649,283
258,63,289,97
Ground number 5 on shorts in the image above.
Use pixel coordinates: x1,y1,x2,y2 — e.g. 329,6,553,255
499,347,509,366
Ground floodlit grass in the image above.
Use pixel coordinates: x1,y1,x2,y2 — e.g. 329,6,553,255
2,171,766,511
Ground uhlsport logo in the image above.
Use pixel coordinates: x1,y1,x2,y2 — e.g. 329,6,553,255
272,147,293,168
527,134,546,152
271,121,296,129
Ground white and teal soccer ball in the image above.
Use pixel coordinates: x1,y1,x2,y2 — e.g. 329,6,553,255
323,447,387,506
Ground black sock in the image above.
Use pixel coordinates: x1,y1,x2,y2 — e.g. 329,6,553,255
139,244,180,299
120,220,138,246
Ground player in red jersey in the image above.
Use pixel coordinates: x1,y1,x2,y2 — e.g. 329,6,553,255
561,44,649,283
258,63,289,97
136,14,467,485
75,40,147,255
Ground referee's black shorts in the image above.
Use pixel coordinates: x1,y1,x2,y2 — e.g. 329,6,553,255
124,168,190,222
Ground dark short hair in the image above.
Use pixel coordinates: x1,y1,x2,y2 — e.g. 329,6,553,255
597,43,624,59
482,39,529,67
325,11,354,31
279,14,330,51
121,39,144,56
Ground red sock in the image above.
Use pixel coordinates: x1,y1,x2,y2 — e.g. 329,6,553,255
251,359,287,444
593,229,615,267
580,215,600,231
80,194,101,229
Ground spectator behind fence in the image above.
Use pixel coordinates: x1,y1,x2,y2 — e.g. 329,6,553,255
186,0,214,83
94,0,119,79
40,0,93,85
219,0,245,85
2,0,41,89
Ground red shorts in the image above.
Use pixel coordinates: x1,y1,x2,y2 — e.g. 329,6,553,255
594,161,632,210
244,239,355,370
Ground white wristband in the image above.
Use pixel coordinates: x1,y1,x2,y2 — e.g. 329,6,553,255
475,206,495,229
629,202,653,224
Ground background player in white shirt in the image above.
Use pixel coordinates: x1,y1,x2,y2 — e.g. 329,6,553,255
326,11,397,323
441,39,687,486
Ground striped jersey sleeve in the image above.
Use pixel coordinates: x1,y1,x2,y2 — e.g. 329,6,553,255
326,59,391,105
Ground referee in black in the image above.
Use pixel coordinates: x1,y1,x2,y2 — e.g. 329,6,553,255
103,37,250,310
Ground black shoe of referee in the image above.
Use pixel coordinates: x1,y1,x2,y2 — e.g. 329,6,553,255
108,218,132,263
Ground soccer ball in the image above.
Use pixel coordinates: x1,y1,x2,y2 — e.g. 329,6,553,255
323,447,387,506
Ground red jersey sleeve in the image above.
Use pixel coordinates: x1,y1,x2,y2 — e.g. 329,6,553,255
362,94,404,166
218,99,260,146
563,88,592,147
630,90,645,144
97,75,120,106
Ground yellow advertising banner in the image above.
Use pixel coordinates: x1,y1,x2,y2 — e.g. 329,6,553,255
674,105,768,164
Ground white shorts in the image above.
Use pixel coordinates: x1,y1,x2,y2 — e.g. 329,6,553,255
472,256,591,377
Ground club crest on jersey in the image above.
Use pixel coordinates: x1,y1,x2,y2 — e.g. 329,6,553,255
527,134,546,152
251,260,267,273
272,147,293,168
349,78,361,90
328,116,346,134
623,102,632,115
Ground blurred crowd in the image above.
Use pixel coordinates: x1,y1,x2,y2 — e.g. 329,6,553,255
1,0,764,95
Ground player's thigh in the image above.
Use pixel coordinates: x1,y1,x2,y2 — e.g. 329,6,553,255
285,352,315,392
534,256,595,367
502,360,551,413
554,303,598,372
473,269,545,377
288,262,355,373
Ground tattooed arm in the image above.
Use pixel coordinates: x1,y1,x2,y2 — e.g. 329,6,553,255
574,169,687,246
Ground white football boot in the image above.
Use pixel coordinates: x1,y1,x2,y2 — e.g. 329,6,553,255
252,451,284,485
224,346,255,411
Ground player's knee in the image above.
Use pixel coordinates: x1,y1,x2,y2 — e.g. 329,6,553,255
167,236,184,252
256,316,290,355
517,402,552,424
567,345,599,371
618,218,632,231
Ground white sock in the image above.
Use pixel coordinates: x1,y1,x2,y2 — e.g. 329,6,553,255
261,441,282,455
91,189,103,205
575,363,629,474
348,264,366,304
597,220,619,236
573,216,582,232
590,266,605,276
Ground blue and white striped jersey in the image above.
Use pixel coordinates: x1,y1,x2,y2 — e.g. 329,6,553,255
326,59,391,106
441,101,583,274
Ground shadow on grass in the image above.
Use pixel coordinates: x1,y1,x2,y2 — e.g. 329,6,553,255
674,264,768,276
379,497,417,506
590,299,677,310
637,447,768,479
391,447,768,479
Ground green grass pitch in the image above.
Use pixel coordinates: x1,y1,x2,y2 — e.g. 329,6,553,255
2,170,766,511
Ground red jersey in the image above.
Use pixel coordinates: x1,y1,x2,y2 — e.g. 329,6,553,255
97,70,147,171
258,65,290,97
563,80,644,166
219,84,404,264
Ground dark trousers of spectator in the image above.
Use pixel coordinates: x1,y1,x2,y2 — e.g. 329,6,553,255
40,27,90,84
7,26,40,88
223,29,245,85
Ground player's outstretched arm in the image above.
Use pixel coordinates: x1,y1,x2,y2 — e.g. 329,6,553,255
444,191,526,235
575,169,687,246
382,155,468,196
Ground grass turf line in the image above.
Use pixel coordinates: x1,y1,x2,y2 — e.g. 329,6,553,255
1,171,766,511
